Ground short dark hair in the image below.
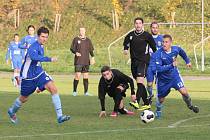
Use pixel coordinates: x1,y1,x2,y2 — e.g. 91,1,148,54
163,34,173,41
101,66,111,73
14,33,19,37
150,21,159,28
27,25,35,31
37,26,49,36
134,17,144,24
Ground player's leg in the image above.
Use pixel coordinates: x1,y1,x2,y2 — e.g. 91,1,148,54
155,80,171,119
11,60,17,86
14,59,22,87
43,74,70,123
136,62,150,110
73,65,82,96
129,62,140,109
8,79,35,124
178,87,199,113
82,65,90,96
146,67,154,101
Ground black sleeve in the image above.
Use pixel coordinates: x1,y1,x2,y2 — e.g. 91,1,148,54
147,33,156,52
115,70,135,95
70,38,77,54
89,39,95,57
98,79,106,111
99,99,105,111
90,51,94,57
123,32,131,50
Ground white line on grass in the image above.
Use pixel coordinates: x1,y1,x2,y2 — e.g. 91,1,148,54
0,123,210,139
168,114,210,128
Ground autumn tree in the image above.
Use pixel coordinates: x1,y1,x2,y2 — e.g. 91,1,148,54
161,0,182,28
112,0,123,30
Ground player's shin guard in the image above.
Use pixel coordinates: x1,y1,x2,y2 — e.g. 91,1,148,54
137,83,149,105
52,94,63,118
182,94,192,108
10,97,22,114
83,79,88,93
156,98,163,111
73,79,79,92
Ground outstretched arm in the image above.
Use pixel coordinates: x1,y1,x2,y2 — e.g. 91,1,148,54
28,47,51,62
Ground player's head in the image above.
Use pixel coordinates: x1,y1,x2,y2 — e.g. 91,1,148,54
27,25,35,36
101,66,112,80
79,27,86,37
134,17,144,32
150,21,159,35
14,33,19,42
163,34,172,51
37,26,49,45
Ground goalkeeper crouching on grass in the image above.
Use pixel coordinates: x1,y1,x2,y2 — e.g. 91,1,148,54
98,66,135,117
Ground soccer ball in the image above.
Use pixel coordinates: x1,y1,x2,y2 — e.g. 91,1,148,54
140,110,155,123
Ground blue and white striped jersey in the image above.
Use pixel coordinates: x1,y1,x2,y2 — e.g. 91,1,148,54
20,41,51,79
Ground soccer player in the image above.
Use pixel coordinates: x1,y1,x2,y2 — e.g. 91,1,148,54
19,25,37,55
155,34,199,119
146,22,163,103
70,27,95,96
7,27,70,124
123,17,156,110
98,66,135,117
6,34,24,87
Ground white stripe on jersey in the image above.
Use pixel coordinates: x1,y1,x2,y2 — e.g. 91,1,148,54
22,57,32,79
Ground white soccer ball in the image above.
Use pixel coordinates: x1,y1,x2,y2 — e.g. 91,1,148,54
140,110,155,123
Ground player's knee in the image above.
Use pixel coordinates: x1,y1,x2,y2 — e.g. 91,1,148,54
50,86,58,94
83,73,89,79
136,77,144,84
75,74,80,80
19,96,28,103
147,82,153,87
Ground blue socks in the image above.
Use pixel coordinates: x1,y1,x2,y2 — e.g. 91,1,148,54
156,98,163,111
52,94,63,119
147,86,153,96
11,98,22,114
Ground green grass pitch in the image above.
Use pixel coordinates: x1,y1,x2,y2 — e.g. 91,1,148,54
0,73,210,140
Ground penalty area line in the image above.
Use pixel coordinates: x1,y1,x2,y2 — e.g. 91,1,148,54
168,114,210,128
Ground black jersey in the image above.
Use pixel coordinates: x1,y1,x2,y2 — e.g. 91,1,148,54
98,69,135,111
123,30,156,63
98,69,135,98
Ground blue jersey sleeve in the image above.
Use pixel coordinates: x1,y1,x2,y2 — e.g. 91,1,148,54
5,44,11,60
19,37,28,49
178,47,190,64
28,46,51,62
155,52,174,72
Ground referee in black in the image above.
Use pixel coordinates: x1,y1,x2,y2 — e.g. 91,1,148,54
123,17,156,110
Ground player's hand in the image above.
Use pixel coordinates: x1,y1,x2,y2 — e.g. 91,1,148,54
186,62,192,68
131,95,136,102
76,52,81,57
117,85,124,92
99,111,106,118
90,57,95,65
51,57,58,62
123,50,128,55
6,60,9,65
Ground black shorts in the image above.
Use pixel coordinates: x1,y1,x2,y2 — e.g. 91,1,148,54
131,60,148,79
75,65,89,73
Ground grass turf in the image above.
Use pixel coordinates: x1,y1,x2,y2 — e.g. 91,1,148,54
0,73,210,140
